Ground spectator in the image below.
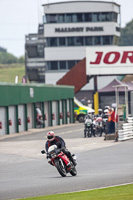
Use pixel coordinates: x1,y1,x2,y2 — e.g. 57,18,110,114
107,107,112,134
111,108,115,133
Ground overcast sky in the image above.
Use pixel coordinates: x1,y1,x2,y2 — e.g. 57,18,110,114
0,0,133,57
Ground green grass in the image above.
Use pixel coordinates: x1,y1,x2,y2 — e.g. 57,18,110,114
0,64,25,83
16,184,133,200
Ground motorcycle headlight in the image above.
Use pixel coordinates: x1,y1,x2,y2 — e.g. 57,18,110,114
51,153,56,158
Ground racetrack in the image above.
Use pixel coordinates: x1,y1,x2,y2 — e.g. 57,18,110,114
0,123,133,200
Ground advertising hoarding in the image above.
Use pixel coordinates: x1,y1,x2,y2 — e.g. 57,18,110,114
86,46,133,75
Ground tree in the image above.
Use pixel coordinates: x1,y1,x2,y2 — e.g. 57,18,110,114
0,46,7,53
0,52,18,64
119,19,133,46
18,56,25,63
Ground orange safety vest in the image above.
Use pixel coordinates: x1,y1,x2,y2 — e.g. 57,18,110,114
107,111,112,122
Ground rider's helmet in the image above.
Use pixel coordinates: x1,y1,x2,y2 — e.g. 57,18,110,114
47,131,55,142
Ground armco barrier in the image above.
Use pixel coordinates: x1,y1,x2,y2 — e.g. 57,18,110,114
118,117,133,141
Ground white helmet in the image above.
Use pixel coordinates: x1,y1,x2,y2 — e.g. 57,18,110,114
47,131,55,142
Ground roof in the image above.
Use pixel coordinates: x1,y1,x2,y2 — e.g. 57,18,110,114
99,79,133,92
42,1,120,7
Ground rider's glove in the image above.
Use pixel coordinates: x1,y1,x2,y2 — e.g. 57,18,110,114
41,150,45,154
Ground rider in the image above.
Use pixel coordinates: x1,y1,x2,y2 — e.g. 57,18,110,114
42,131,76,167
84,113,93,137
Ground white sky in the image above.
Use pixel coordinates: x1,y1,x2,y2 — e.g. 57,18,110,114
0,0,133,57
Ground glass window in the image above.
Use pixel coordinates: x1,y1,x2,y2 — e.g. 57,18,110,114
102,36,111,45
58,14,65,23
59,38,66,46
59,61,67,70
67,37,75,46
101,12,111,21
49,38,57,46
46,14,57,23
66,14,72,22
75,37,83,46
68,61,75,69
74,13,83,22
74,103,79,108
94,36,101,45
43,15,46,23
27,46,37,58
51,61,58,70
37,44,44,57
85,37,93,45
84,13,92,22
92,13,101,22
47,62,50,70
112,12,118,22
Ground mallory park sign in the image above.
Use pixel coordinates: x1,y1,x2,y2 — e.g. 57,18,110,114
55,26,103,33
86,46,133,76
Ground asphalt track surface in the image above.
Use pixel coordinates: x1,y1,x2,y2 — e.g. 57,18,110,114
0,123,133,200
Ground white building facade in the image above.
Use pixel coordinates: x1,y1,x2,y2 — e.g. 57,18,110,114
25,1,121,88
43,1,120,87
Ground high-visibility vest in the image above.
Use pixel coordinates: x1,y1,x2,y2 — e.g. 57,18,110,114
107,111,111,122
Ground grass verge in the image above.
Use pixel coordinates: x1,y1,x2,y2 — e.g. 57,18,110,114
16,184,133,200
0,64,25,83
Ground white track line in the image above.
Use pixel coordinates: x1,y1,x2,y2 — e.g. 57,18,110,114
63,182,133,194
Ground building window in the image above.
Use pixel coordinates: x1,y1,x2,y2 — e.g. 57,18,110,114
51,61,58,70
112,12,118,22
94,36,101,45
84,13,92,22
59,61,67,70
45,12,119,24
85,36,93,45
92,13,101,22
58,14,65,23
59,37,66,46
73,13,84,22
66,14,72,22
103,36,111,45
49,38,57,46
68,61,76,69
101,12,111,21
46,36,116,47
67,37,75,46
37,44,44,57
75,37,83,46
46,14,57,23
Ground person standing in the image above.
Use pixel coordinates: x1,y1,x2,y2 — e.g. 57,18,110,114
111,108,115,133
107,107,112,134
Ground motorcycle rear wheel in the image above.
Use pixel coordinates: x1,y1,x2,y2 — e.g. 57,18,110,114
55,159,67,177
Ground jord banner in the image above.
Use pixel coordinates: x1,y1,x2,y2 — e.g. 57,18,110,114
86,46,133,75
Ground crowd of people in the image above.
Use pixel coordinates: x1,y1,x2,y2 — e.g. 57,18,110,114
84,106,116,137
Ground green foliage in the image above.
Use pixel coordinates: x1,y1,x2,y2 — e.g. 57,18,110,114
0,52,18,64
18,56,25,63
0,51,25,64
120,19,133,46
0,46,7,53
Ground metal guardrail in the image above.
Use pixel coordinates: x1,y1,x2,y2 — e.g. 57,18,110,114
118,117,133,141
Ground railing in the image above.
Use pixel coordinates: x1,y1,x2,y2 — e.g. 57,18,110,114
118,117,133,141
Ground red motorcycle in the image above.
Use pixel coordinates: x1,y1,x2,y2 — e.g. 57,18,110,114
41,145,77,177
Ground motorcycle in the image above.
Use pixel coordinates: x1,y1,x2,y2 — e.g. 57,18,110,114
92,117,103,137
84,118,92,137
41,145,77,177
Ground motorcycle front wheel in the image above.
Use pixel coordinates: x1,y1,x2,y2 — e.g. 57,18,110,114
70,165,77,176
55,159,67,177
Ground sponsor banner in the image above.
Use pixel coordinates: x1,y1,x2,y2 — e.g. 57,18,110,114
86,46,133,75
